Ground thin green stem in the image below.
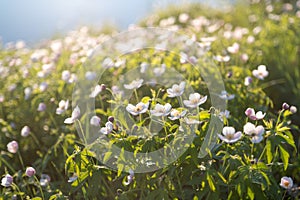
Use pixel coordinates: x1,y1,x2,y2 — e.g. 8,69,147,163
281,190,287,200
34,175,45,200
175,169,184,199
134,89,139,103
258,146,266,162
276,110,284,128
0,156,16,173
76,119,87,145
17,151,25,170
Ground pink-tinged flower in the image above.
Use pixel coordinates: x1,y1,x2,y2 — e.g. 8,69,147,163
241,53,249,62
227,43,239,54
183,93,207,108
167,82,186,97
64,106,80,124
252,65,269,80
124,169,134,186
39,82,48,92
243,122,265,143
245,108,266,120
218,126,242,143
56,100,69,115
290,106,297,114
168,109,187,120
100,122,114,135
124,79,143,90
282,102,290,110
150,103,172,117
40,174,50,187
7,141,18,153
218,90,235,100
280,176,293,189
37,103,46,112
244,76,253,86
21,126,30,137
1,174,13,187
25,167,36,177
90,116,101,127
126,102,149,116
0,94,4,102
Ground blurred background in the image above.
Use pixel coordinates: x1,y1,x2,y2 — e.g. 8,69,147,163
0,0,233,45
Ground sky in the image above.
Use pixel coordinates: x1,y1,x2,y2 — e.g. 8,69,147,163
0,0,232,45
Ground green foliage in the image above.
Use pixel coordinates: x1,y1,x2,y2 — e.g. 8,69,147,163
0,0,300,199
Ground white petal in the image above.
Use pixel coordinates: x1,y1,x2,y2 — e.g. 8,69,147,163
255,111,265,120
198,96,207,105
251,135,263,143
255,125,265,135
243,122,256,135
64,117,74,124
222,127,235,135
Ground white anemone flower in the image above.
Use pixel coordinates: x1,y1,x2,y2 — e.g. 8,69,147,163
100,122,114,135
218,126,242,143
280,176,293,189
218,90,235,100
126,102,149,116
89,85,104,98
168,109,187,120
150,103,172,117
85,71,97,81
124,79,143,90
153,64,166,76
21,126,30,137
90,116,101,127
64,106,80,124
252,65,269,80
243,122,265,143
56,100,69,115
183,93,207,108
184,117,201,125
218,110,230,122
24,87,32,100
167,82,186,97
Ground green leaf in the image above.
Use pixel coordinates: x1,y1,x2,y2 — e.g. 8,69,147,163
217,172,227,184
247,186,255,200
266,139,273,164
278,145,289,170
206,173,216,192
103,151,112,163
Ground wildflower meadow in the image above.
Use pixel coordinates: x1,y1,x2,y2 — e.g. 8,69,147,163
1,1,300,199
